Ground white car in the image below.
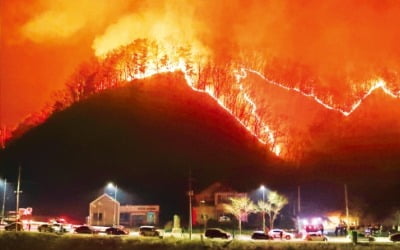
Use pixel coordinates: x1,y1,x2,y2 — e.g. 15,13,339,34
304,232,328,241
139,226,164,238
268,229,294,240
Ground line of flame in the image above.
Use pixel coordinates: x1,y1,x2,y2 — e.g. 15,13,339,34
119,59,279,155
245,68,400,116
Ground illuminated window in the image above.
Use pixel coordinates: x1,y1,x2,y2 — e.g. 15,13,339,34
93,213,103,221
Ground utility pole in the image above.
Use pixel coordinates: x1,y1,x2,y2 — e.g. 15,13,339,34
296,185,301,232
260,185,266,232
1,178,6,223
188,170,193,240
297,186,301,214
114,184,118,227
15,166,22,231
107,182,118,227
344,184,349,227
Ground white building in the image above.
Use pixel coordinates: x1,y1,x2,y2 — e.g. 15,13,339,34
89,194,120,226
88,194,159,227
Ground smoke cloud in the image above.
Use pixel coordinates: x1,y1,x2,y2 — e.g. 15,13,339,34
20,0,132,43
90,0,400,91
92,1,206,57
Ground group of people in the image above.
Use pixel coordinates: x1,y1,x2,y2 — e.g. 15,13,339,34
334,221,348,236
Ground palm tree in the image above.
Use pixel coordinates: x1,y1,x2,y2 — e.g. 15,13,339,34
267,191,288,229
224,197,255,236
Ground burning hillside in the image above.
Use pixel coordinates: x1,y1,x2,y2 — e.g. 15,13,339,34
1,0,400,163
3,37,400,161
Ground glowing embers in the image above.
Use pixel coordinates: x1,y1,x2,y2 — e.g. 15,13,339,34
272,144,281,157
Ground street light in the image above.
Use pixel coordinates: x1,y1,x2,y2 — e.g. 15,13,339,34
107,182,118,227
0,178,6,224
200,200,208,234
260,185,266,232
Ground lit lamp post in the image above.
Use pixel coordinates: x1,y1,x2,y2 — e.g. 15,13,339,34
107,182,118,227
1,178,6,224
260,185,266,232
200,200,208,234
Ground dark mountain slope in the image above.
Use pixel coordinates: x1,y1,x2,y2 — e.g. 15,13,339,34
1,72,398,222
0,73,283,221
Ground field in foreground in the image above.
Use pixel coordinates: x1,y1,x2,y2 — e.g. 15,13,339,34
0,232,399,250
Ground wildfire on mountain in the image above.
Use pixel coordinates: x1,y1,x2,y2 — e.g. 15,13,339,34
2,0,400,162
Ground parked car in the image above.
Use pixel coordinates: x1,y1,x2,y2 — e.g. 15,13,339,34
38,224,54,233
390,233,400,242
74,226,96,234
105,227,128,235
268,229,294,240
5,222,23,231
38,223,67,233
346,232,375,242
139,226,163,238
251,231,272,240
204,228,231,239
304,232,328,241
0,222,7,231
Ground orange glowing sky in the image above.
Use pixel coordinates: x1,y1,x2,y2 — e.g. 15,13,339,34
1,0,400,150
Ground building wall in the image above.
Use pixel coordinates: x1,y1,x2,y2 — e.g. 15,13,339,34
119,205,159,227
192,183,247,225
194,182,233,204
193,194,247,225
214,192,246,206
193,205,217,225
89,194,120,226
